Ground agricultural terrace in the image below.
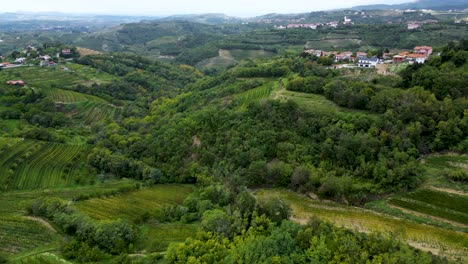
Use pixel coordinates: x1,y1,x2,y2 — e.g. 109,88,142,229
0,63,115,90
0,179,140,259
0,139,91,191
234,81,274,110
0,216,59,256
65,101,121,125
74,184,194,222
389,189,468,227
255,189,468,261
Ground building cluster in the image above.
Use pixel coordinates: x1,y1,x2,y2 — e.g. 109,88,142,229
407,19,438,30
0,46,72,69
393,46,432,64
304,45,433,68
275,17,350,30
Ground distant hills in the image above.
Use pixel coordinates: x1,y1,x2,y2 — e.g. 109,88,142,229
352,0,468,11
154,13,244,24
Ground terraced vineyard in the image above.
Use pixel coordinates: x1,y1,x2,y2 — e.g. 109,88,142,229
0,140,91,190
389,189,468,226
43,88,107,103
0,179,140,259
255,189,468,261
74,185,194,221
0,216,58,254
68,101,121,125
0,63,115,89
234,82,273,109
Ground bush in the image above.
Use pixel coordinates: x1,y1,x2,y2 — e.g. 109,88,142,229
445,169,468,182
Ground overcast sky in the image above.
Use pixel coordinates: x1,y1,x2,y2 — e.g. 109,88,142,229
2,0,413,17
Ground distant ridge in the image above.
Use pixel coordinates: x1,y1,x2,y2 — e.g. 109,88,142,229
352,0,468,11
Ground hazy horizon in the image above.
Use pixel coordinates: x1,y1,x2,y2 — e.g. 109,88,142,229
1,0,413,17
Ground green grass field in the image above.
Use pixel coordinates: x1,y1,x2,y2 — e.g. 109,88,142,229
74,185,194,221
137,223,200,253
197,49,276,68
0,139,92,191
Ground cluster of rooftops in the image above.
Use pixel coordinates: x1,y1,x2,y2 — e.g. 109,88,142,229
304,46,433,68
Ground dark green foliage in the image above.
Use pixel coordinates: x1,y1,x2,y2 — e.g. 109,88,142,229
399,40,468,99
28,198,136,256
167,217,446,264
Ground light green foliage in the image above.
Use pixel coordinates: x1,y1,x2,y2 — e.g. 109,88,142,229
74,185,194,221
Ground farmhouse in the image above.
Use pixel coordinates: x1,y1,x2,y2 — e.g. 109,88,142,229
40,60,57,67
393,55,405,63
14,57,26,64
357,56,379,68
407,54,427,64
327,21,339,28
414,46,433,56
287,23,321,29
356,52,367,57
61,49,72,55
6,80,25,86
39,55,52,60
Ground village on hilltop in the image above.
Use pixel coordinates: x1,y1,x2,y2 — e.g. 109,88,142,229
304,45,433,69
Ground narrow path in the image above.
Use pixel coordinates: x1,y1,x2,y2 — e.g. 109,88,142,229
273,80,285,100
388,204,468,229
24,216,57,233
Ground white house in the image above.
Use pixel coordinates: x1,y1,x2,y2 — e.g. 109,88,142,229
14,58,26,64
357,56,380,68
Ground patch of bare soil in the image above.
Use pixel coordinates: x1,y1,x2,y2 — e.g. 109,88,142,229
77,47,102,56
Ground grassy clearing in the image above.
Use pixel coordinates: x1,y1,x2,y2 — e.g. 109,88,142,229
137,223,200,253
197,49,276,68
255,189,468,260
0,140,92,191
227,49,276,61
74,185,194,222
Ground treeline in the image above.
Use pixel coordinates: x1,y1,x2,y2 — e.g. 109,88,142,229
28,198,135,262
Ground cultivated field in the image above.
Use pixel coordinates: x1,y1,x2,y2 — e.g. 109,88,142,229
234,81,274,110
0,140,91,191
74,185,194,221
0,179,140,259
197,49,276,68
255,189,468,261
